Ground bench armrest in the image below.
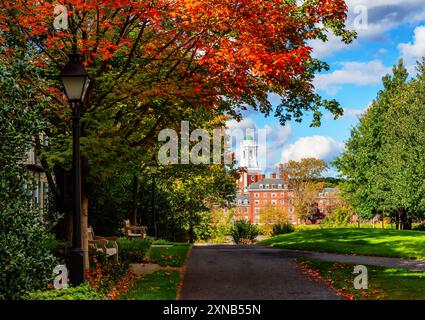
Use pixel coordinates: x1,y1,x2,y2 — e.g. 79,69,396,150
126,226,147,232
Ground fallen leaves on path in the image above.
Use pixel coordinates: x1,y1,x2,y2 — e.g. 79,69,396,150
297,260,356,300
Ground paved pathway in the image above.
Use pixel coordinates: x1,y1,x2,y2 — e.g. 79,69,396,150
274,248,425,271
180,245,341,300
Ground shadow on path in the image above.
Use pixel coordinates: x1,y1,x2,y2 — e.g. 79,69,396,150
180,245,341,300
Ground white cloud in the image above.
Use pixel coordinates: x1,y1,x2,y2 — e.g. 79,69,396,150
347,0,425,36
309,34,358,59
280,136,345,163
226,118,256,132
398,25,425,64
343,108,366,118
314,60,390,95
310,1,425,58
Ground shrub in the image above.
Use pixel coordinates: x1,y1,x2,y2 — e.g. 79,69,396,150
117,237,154,263
258,204,290,236
24,284,105,300
0,203,60,300
230,221,260,244
322,206,352,227
85,257,137,299
272,223,295,236
193,211,217,241
45,238,72,265
413,224,425,231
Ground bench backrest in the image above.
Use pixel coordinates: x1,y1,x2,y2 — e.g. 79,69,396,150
88,226,95,240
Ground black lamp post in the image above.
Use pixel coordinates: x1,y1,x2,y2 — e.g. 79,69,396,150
60,45,89,286
149,156,158,239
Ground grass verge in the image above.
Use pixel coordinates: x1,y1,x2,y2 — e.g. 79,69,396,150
120,270,180,300
300,259,425,300
148,242,191,267
261,228,425,260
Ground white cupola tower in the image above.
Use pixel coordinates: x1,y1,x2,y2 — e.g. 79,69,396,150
240,134,259,170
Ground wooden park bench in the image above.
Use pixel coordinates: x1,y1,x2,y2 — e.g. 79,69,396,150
88,226,119,263
123,219,147,239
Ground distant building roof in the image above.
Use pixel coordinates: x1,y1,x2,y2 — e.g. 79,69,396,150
248,178,289,190
235,193,250,205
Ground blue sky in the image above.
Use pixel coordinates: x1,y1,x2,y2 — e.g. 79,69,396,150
227,0,425,176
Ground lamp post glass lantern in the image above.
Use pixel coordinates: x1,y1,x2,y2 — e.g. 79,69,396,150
149,157,158,238
60,46,89,102
149,157,158,174
60,45,89,286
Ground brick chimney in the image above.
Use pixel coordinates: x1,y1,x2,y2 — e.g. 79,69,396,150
270,173,277,179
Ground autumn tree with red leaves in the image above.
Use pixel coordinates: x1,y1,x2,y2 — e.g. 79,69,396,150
0,0,355,240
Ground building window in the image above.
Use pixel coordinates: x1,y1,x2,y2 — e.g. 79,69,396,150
33,180,40,208
254,208,260,213
254,200,260,205
251,176,255,181
254,193,260,198
254,215,260,224
263,200,268,205
280,193,285,197
289,207,294,213
263,193,268,198
280,199,284,204
271,200,277,205
43,182,49,209
244,208,248,213
259,184,263,189
265,184,270,189
278,184,282,189
244,200,249,205
271,193,277,198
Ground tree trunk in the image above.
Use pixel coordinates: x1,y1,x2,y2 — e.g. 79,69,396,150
381,211,385,229
395,211,400,230
400,209,411,230
132,175,139,225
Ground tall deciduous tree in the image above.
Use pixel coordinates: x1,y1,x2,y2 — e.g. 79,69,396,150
279,158,328,220
334,59,425,229
0,0,354,239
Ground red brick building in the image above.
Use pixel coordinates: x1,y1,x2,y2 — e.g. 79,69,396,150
233,173,338,225
229,135,338,225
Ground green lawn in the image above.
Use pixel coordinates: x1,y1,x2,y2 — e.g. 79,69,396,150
148,242,191,267
302,259,425,300
120,270,180,300
261,228,425,260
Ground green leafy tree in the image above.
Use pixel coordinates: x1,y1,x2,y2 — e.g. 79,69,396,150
0,57,58,299
279,158,328,219
335,59,425,229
